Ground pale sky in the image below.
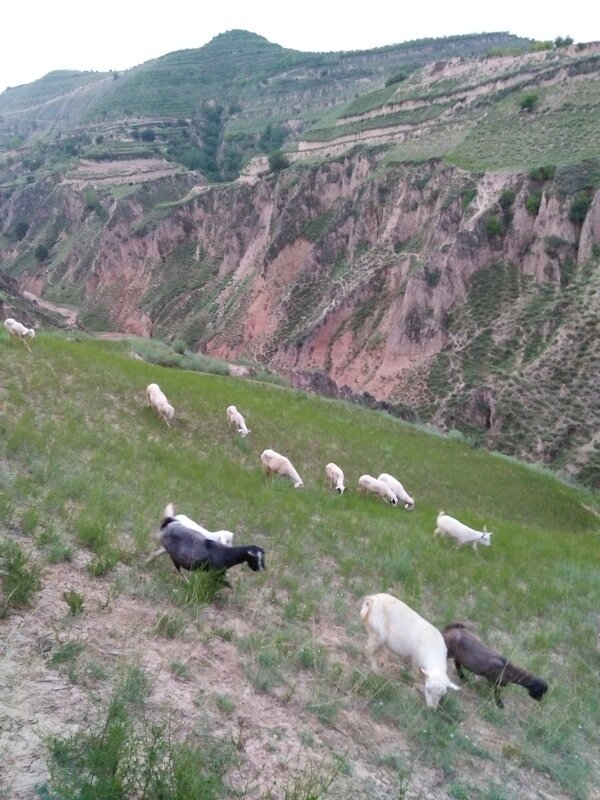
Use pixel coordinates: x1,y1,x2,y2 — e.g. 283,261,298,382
1,1,597,93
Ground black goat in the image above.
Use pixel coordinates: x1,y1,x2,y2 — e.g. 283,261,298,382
154,518,265,586
442,623,548,708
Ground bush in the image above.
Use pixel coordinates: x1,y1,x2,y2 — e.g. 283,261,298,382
268,150,289,173
525,192,542,216
14,221,29,240
385,71,408,87
529,165,556,181
499,189,516,225
569,192,592,223
485,215,504,238
34,244,49,262
0,540,42,617
520,92,539,112
172,339,187,355
140,128,155,142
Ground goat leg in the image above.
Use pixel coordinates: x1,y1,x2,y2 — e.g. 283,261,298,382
490,680,504,708
454,660,467,680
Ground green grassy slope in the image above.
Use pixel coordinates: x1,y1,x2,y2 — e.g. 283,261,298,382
1,332,599,797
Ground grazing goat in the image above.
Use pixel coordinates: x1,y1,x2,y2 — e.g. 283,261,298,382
261,449,303,488
360,593,459,709
378,473,414,510
4,318,35,352
325,462,345,494
163,503,234,545
442,623,548,708
226,405,251,436
146,383,174,427
153,517,265,587
434,511,492,550
357,475,398,506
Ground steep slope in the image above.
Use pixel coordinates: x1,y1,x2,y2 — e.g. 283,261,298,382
1,42,600,485
0,334,599,799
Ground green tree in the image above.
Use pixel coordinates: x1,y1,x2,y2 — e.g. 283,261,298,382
268,150,289,173
554,35,574,48
14,221,29,240
34,244,49,262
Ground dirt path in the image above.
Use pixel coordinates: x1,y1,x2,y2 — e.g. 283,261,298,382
22,292,78,326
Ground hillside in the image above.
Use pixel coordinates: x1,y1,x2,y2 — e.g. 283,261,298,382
1,36,600,487
1,331,599,799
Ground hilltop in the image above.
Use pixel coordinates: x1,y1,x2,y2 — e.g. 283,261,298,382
0,331,599,799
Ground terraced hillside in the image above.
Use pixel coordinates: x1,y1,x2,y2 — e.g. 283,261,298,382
1,332,599,799
1,36,600,488
0,30,531,180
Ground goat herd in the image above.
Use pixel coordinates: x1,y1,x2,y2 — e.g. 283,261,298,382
146,381,549,712
1,318,549,712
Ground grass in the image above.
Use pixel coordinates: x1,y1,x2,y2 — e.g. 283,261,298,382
0,331,599,797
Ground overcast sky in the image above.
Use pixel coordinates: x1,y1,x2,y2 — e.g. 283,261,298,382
1,1,597,92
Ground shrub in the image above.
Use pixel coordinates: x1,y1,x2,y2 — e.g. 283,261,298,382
529,165,556,182
0,540,41,617
140,128,155,142
34,244,49,262
499,189,516,225
268,150,290,173
172,339,187,355
63,589,85,615
569,193,592,223
485,215,504,238
525,192,542,216
14,221,29,240
520,92,539,112
385,71,408,87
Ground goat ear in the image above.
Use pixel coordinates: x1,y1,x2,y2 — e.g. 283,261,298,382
420,667,430,678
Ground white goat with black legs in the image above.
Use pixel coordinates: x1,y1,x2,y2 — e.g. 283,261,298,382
4,318,35,352
357,474,398,505
325,462,345,494
261,449,303,488
146,383,174,427
434,511,492,550
378,473,414,510
360,593,460,710
226,405,251,437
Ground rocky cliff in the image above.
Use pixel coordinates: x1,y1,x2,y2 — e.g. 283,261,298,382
2,149,599,483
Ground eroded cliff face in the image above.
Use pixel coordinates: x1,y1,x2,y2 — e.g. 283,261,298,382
2,152,599,481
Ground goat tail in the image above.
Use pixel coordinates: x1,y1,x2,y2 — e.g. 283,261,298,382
360,595,374,623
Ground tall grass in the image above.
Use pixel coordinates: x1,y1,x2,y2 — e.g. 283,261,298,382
1,331,599,798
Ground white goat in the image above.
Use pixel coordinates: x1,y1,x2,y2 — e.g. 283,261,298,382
163,503,234,546
325,462,345,494
4,318,35,352
378,473,414,510
146,383,174,427
434,511,493,550
360,592,460,709
261,449,303,489
357,474,398,505
226,405,251,437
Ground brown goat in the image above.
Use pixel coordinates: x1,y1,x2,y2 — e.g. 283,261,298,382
442,623,548,708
